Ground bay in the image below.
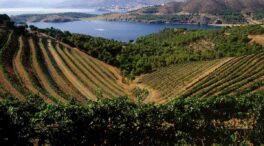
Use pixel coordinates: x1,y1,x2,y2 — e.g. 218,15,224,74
30,20,220,42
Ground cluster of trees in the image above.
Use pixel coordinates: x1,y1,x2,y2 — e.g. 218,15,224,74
1,93,264,145
254,11,264,20
132,13,245,24
35,25,264,79
130,14,193,24
0,14,10,24
213,10,245,23
38,27,124,66
0,14,29,35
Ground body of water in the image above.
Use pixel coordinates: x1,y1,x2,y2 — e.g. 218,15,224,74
30,20,220,42
29,20,219,42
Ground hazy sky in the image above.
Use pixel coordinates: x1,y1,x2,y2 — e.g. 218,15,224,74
0,0,94,8
0,0,67,7
0,0,182,8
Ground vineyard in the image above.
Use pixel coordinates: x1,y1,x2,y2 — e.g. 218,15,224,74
182,53,264,98
140,52,264,102
0,29,130,103
1,27,264,103
1,15,264,105
138,59,229,102
1,15,264,145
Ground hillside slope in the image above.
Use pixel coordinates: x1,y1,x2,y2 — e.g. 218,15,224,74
94,0,264,24
139,53,264,103
181,0,264,14
1,14,264,103
0,28,131,103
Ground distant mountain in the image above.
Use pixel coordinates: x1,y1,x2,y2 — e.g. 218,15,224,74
12,13,96,23
182,0,264,14
124,0,264,24
0,0,181,9
136,0,264,15
92,0,264,24
59,0,180,8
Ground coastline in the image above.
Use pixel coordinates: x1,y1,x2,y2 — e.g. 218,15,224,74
83,14,248,27
83,17,236,27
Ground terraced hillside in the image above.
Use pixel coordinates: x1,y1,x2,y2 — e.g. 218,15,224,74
137,58,230,102
182,53,264,98
1,18,264,104
0,29,130,103
139,53,264,103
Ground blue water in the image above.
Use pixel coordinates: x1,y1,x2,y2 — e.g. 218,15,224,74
30,20,220,42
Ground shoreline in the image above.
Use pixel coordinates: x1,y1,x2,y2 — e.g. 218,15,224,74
83,17,242,27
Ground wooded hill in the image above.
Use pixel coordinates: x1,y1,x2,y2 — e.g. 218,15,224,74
96,0,264,24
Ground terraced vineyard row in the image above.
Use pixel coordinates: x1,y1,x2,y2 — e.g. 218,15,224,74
138,58,230,102
139,52,264,103
0,30,130,103
182,53,264,98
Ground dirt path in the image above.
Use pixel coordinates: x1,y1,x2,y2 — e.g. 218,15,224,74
39,39,86,102
29,38,65,102
249,35,264,46
132,77,160,103
14,36,51,102
47,40,96,100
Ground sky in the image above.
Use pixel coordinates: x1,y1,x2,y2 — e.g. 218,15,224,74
0,0,69,7
0,0,182,8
